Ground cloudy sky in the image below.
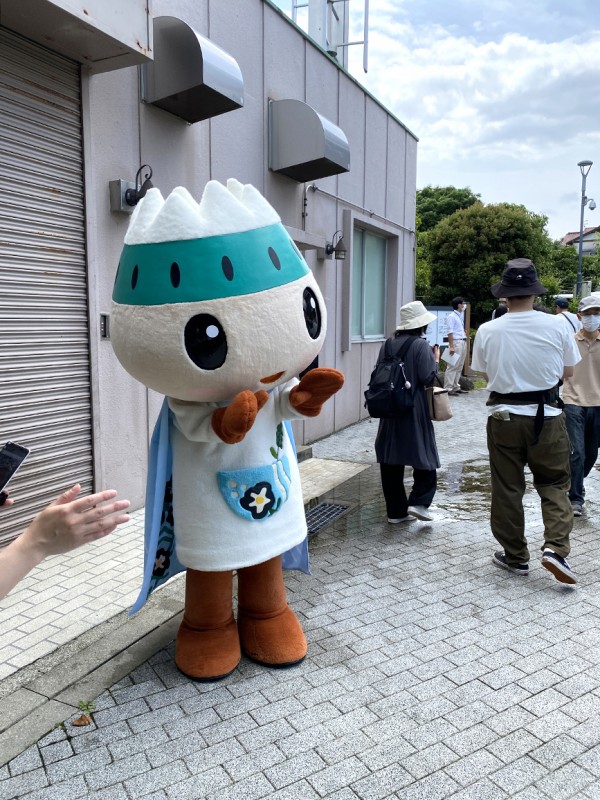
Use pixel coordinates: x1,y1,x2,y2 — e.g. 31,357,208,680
275,0,600,240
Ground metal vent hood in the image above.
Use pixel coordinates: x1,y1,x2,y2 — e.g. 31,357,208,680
141,16,243,124
269,99,350,182
0,0,152,72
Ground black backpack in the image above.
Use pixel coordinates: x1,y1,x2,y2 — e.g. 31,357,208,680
364,337,416,418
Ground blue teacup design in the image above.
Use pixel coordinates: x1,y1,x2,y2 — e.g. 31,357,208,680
217,455,292,521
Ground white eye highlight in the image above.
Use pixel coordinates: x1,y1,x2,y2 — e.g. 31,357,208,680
206,325,220,339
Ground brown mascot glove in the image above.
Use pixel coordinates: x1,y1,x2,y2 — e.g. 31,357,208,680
289,368,344,417
212,390,269,444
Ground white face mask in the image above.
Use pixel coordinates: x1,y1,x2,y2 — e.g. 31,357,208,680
581,314,600,332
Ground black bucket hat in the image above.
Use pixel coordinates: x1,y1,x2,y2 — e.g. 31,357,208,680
491,258,547,298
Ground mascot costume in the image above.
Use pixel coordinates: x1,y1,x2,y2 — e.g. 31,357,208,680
111,178,344,681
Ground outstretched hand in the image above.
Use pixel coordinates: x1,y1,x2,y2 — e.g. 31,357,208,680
24,484,131,557
0,484,130,601
289,368,344,417
212,390,269,444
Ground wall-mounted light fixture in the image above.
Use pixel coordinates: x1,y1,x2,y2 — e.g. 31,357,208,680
317,230,347,261
109,165,154,214
326,230,347,260
126,165,154,206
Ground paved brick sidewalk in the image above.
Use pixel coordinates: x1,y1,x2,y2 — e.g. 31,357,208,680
3,390,600,799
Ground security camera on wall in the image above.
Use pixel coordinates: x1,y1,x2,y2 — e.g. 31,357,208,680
589,199,597,210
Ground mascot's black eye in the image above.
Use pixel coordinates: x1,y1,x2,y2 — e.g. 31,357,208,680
303,288,321,340
184,314,227,370
222,256,234,281
268,247,281,270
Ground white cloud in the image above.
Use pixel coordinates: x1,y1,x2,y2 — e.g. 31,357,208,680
271,0,600,239
344,2,600,238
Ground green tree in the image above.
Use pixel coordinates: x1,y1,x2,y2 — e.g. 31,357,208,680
547,240,579,290
416,186,481,232
426,202,552,326
580,246,600,291
415,234,430,299
414,213,430,299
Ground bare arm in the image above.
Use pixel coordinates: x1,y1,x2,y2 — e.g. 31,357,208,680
0,484,130,600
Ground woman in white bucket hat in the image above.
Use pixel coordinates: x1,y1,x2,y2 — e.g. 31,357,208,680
373,301,441,523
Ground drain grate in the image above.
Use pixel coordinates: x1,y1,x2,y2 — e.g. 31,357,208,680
305,502,349,536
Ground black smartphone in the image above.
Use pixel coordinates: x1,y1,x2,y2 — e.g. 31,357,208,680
0,441,30,504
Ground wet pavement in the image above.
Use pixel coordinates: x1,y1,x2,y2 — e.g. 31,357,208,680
3,389,600,799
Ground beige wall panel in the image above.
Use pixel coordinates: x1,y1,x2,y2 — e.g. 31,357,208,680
263,6,305,102
263,7,306,223
153,0,208,30
209,0,265,188
337,74,365,207
85,67,149,505
405,135,418,229
363,99,388,219
334,345,365,430
385,122,408,224
267,173,306,232
401,235,417,303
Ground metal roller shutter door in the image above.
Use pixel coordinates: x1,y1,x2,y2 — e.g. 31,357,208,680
0,27,92,546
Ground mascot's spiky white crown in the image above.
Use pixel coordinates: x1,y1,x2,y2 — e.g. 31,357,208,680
125,178,281,246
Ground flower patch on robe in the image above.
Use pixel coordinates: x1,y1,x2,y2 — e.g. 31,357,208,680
217,423,292,521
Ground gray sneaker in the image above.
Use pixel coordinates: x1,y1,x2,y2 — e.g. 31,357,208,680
492,551,529,576
571,502,584,517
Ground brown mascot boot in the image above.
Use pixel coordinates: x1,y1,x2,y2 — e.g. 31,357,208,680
175,569,241,681
237,556,307,667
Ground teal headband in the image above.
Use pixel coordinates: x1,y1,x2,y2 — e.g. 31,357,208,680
112,223,309,306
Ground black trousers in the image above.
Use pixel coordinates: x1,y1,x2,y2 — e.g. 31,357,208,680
379,463,437,519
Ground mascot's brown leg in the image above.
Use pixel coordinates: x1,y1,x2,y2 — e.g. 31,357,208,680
237,556,307,667
175,569,241,681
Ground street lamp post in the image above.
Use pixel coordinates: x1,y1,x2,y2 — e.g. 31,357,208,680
576,160,594,299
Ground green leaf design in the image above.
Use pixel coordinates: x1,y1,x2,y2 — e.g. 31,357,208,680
268,497,282,515
276,422,283,451
270,447,278,458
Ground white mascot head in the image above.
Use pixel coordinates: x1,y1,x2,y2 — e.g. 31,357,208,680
111,179,326,401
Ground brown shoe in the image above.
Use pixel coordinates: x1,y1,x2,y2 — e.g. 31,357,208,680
237,556,307,667
175,569,241,681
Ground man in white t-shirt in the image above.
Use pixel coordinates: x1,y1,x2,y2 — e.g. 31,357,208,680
555,297,582,333
472,258,581,585
444,296,468,395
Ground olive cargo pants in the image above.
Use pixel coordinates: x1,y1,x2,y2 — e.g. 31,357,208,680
486,412,572,565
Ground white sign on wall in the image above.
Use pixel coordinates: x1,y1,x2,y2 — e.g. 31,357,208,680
423,306,451,347
422,305,468,348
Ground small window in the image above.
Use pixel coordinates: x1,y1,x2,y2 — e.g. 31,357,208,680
352,229,387,340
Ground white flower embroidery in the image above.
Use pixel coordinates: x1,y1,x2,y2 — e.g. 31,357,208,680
248,486,272,511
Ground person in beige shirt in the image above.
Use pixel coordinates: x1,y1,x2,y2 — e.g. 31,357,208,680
562,293,600,516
